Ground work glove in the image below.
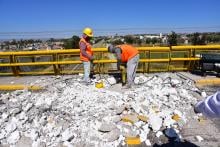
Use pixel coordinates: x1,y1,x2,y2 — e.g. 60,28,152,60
120,65,125,70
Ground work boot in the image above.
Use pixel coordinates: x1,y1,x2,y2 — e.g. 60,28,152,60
122,84,132,89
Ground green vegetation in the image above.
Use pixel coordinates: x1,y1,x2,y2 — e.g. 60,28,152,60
168,31,177,46
63,35,80,49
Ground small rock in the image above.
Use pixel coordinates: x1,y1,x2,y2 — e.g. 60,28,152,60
98,123,117,132
61,128,76,141
7,131,20,144
195,135,204,142
128,93,135,99
0,129,6,140
5,122,17,133
145,139,151,146
121,114,139,124
156,131,163,138
103,128,120,142
171,79,181,86
111,116,121,123
201,92,207,98
2,113,9,120
116,106,125,115
63,141,74,147
148,115,162,132
23,103,33,112
30,129,39,141
107,77,117,85
140,130,147,142
10,107,21,115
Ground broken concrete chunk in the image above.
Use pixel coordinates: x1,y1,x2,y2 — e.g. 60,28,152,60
163,117,176,128
5,122,17,133
139,130,147,142
0,129,6,140
7,131,20,144
103,128,120,142
10,107,21,115
196,135,204,142
128,93,135,99
156,131,163,138
30,129,39,141
98,123,117,132
111,115,121,123
148,115,162,132
23,103,33,112
201,92,207,98
107,77,117,85
116,106,125,115
121,114,139,124
145,139,152,146
137,115,148,122
61,128,76,141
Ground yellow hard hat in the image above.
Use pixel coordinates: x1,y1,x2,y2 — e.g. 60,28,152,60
83,27,93,37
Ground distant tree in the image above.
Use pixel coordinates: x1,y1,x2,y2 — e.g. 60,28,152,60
63,35,80,49
124,35,135,44
112,39,124,45
191,32,206,45
145,38,152,44
11,39,17,45
151,38,157,44
167,31,177,46
135,38,142,45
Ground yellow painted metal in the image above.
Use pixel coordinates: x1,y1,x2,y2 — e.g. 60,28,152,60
125,137,141,145
0,85,42,91
195,78,220,86
95,82,104,88
0,45,220,76
171,45,220,50
170,57,200,61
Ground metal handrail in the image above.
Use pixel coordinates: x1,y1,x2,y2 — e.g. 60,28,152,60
0,45,220,76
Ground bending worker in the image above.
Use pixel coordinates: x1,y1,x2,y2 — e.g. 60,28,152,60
108,44,139,88
79,27,94,84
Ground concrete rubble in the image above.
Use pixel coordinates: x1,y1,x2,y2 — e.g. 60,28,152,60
0,73,202,146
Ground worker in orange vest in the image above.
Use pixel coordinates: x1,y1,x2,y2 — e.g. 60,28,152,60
79,27,94,84
108,44,139,88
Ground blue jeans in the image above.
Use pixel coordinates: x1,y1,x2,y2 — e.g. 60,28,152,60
83,61,91,83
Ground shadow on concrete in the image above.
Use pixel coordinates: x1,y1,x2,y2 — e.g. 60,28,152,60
153,128,198,147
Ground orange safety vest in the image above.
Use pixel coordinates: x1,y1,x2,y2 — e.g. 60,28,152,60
117,44,139,62
79,38,93,61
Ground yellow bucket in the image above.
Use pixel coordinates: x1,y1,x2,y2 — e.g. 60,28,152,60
95,82,104,88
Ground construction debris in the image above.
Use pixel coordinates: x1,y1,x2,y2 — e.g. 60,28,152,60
0,73,200,146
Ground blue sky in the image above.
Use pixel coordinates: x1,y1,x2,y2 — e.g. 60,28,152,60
0,0,220,39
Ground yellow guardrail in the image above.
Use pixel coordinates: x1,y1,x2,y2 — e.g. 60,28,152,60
0,45,220,76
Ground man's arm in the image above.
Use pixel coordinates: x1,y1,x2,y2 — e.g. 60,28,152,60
195,91,220,118
115,48,122,70
80,42,93,60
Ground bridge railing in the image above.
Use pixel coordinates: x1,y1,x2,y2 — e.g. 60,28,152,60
0,45,220,76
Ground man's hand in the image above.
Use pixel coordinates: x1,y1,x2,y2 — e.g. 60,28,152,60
120,65,125,70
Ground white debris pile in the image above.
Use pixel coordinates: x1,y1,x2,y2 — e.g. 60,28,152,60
0,73,199,146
